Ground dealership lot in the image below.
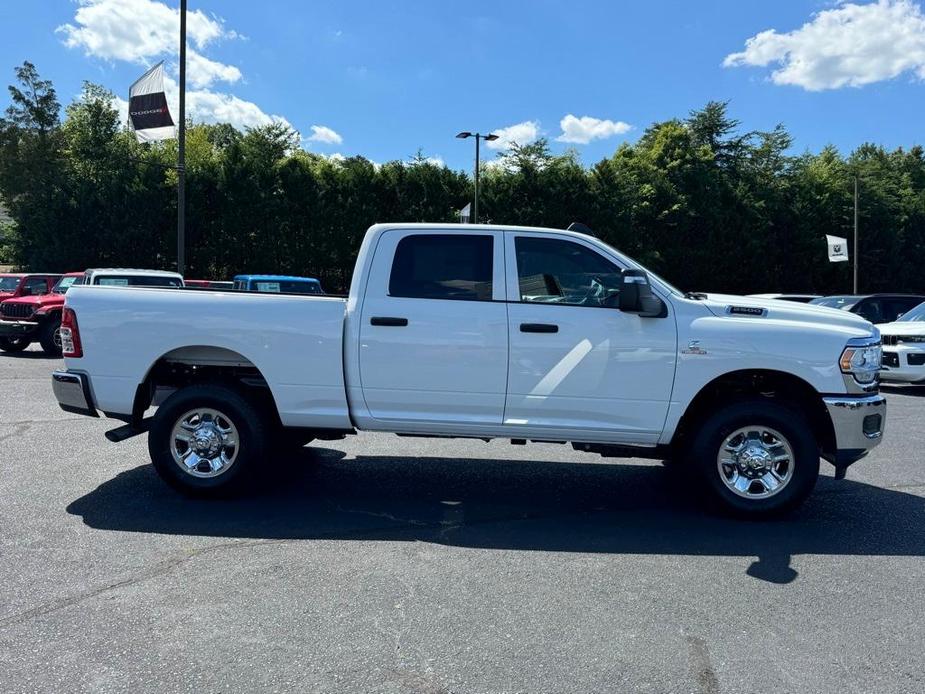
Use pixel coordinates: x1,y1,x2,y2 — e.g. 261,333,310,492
1,347,924,693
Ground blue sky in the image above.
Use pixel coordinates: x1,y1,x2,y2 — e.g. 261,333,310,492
2,0,924,170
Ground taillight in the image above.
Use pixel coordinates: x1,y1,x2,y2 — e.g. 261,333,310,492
60,307,82,358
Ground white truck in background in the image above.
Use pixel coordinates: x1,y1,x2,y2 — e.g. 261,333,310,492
52,223,885,516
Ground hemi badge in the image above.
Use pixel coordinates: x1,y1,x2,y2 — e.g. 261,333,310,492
728,306,767,317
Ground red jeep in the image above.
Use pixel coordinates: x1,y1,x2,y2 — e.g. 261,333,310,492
0,272,77,355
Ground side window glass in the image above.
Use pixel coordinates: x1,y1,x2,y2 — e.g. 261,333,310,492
515,237,623,307
389,234,493,301
24,278,48,295
856,300,883,323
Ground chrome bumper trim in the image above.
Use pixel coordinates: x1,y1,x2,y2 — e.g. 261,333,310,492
52,371,98,418
823,394,885,453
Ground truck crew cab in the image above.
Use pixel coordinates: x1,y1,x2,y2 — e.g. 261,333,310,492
51,224,885,516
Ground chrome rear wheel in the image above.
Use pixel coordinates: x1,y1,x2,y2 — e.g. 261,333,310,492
170,407,240,478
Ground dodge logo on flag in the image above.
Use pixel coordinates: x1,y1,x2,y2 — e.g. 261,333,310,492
128,62,175,143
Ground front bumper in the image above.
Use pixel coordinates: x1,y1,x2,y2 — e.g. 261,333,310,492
881,346,925,383
822,394,885,467
0,318,39,337
52,371,98,418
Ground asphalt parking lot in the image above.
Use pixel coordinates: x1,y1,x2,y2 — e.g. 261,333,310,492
1,347,924,693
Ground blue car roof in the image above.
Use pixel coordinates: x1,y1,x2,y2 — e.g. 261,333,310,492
234,275,320,283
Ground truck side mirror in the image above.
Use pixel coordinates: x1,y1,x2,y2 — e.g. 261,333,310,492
618,269,666,318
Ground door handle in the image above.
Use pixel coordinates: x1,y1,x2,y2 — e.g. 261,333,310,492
520,323,558,333
370,316,408,327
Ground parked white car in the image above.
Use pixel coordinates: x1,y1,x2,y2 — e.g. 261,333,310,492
879,300,925,383
51,223,885,516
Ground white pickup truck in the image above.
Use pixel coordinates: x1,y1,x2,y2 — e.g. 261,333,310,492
52,223,886,516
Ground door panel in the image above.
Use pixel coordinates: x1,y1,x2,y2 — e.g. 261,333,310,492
503,233,677,442
359,230,508,425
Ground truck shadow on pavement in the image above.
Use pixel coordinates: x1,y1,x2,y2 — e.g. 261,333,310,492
67,447,925,585
0,350,58,360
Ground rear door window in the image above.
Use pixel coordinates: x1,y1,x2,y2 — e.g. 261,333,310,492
389,234,493,301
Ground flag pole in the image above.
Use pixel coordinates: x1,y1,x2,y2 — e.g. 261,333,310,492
177,0,187,275
853,176,858,294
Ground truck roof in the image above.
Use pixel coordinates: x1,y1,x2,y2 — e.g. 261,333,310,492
85,268,183,278
0,272,62,277
234,274,320,283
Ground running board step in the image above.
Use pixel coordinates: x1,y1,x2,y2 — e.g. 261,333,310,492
105,418,152,443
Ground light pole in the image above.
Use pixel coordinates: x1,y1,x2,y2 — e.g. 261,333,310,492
853,176,859,294
177,0,187,275
456,131,498,223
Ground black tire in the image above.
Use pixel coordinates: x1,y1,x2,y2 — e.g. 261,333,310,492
148,384,269,497
0,336,30,353
38,316,62,356
689,399,819,517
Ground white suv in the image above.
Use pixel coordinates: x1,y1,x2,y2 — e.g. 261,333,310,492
880,300,925,383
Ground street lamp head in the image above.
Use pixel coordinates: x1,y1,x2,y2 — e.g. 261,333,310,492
456,131,472,139
484,133,499,142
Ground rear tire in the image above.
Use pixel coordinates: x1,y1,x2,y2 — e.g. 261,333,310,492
38,316,62,356
689,399,819,517
0,336,30,353
148,384,269,497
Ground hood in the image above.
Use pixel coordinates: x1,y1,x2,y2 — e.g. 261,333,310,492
2,292,65,308
701,293,876,336
879,320,925,337
0,291,15,300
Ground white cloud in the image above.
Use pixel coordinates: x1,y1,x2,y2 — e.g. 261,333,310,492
58,0,309,132
186,90,291,131
58,0,229,61
556,114,632,144
407,155,444,167
723,0,925,90
306,125,343,145
187,50,241,88
111,95,129,125
58,0,243,88
486,120,540,150
157,75,292,132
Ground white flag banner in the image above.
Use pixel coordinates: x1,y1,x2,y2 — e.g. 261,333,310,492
459,202,471,224
128,62,175,143
826,235,849,263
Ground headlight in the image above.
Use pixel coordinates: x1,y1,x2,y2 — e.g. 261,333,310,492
897,335,925,344
840,339,882,384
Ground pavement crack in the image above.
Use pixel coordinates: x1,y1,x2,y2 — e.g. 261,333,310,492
687,636,720,694
334,504,431,527
0,423,31,443
0,538,272,630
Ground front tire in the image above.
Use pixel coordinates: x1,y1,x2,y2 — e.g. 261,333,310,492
689,399,819,517
0,336,30,353
148,384,269,496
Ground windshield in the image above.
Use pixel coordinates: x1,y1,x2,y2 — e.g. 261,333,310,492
94,275,182,287
597,240,684,297
898,301,925,322
54,276,79,293
810,296,859,310
0,276,21,291
251,280,322,294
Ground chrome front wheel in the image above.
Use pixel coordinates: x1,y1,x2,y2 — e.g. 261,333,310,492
691,399,820,516
716,426,794,500
170,407,240,478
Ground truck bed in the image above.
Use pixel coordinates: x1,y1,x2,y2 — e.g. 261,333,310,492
63,285,352,430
